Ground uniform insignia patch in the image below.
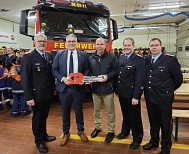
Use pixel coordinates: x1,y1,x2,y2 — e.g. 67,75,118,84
35,63,40,66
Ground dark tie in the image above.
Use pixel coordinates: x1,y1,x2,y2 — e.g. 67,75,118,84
151,58,155,67
42,53,46,60
69,52,73,74
125,55,128,60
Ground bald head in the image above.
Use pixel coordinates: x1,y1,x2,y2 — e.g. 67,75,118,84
96,38,106,55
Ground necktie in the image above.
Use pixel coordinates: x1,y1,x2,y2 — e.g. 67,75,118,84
69,52,73,74
42,53,46,60
151,58,155,67
125,55,128,60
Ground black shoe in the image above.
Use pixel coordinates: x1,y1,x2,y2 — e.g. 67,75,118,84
21,110,32,116
129,142,140,150
11,113,19,117
117,132,129,139
143,142,159,150
43,136,56,142
104,132,115,143
91,128,101,138
36,143,48,153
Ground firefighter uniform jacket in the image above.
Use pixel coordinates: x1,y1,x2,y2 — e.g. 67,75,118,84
0,65,8,91
116,52,145,100
144,52,183,104
7,65,23,94
20,49,55,102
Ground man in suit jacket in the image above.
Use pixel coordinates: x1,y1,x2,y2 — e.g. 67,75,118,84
143,38,183,154
52,34,89,146
5,47,16,71
116,37,145,150
21,33,56,153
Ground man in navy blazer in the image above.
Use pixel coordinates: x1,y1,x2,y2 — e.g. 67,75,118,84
52,34,89,146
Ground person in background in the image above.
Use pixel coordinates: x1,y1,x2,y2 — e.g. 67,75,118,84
5,47,16,71
117,47,123,59
116,37,145,150
0,51,10,111
143,38,183,154
113,47,118,59
2,46,8,57
21,33,56,153
15,50,21,58
20,49,27,58
88,37,117,143
0,49,6,67
8,57,31,117
52,34,89,146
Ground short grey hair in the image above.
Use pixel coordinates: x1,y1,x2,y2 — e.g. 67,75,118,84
66,34,77,41
34,33,47,41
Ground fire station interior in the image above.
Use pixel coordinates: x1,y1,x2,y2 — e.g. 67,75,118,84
1,0,189,154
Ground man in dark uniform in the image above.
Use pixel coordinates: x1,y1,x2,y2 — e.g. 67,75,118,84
143,38,183,154
21,33,56,153
116,37,145,150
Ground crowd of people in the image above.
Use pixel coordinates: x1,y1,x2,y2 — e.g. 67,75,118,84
0,46,31,116
0,33,183,154
113,47,151,60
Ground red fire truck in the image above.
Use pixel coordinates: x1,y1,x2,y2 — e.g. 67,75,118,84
19,0,118,54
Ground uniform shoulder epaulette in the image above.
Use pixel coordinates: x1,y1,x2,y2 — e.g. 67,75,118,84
24,52,30,55
136,54,142,57
166,54,175,57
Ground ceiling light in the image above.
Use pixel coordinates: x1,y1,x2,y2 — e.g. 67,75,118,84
149,5,180,10
132,26,161,30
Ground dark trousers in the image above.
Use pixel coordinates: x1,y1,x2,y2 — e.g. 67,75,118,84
119,97,143,143
12,94,28,113
59,86,84,135
146,102,172,152
31,100,51,144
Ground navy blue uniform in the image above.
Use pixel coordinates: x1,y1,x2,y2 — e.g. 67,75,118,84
116,52,145,143
144,52,183,153
21,50,55,144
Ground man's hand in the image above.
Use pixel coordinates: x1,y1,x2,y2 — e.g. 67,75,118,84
99,75,108,82
27,99,35,106
62,77,71,85
132,98,139,105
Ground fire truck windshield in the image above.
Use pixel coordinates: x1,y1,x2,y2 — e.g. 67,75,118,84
40,10,109,39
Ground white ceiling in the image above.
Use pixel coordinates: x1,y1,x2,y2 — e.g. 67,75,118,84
0,0,189,28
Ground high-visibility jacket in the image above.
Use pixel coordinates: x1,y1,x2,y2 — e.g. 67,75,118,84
0,65,8,91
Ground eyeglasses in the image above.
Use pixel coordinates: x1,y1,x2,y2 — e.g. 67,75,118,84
150,44,161,48
96,43,105,46
66,40,77,43
36,40,47,43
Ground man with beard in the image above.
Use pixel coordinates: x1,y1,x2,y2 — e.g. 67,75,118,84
21,33,56,153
